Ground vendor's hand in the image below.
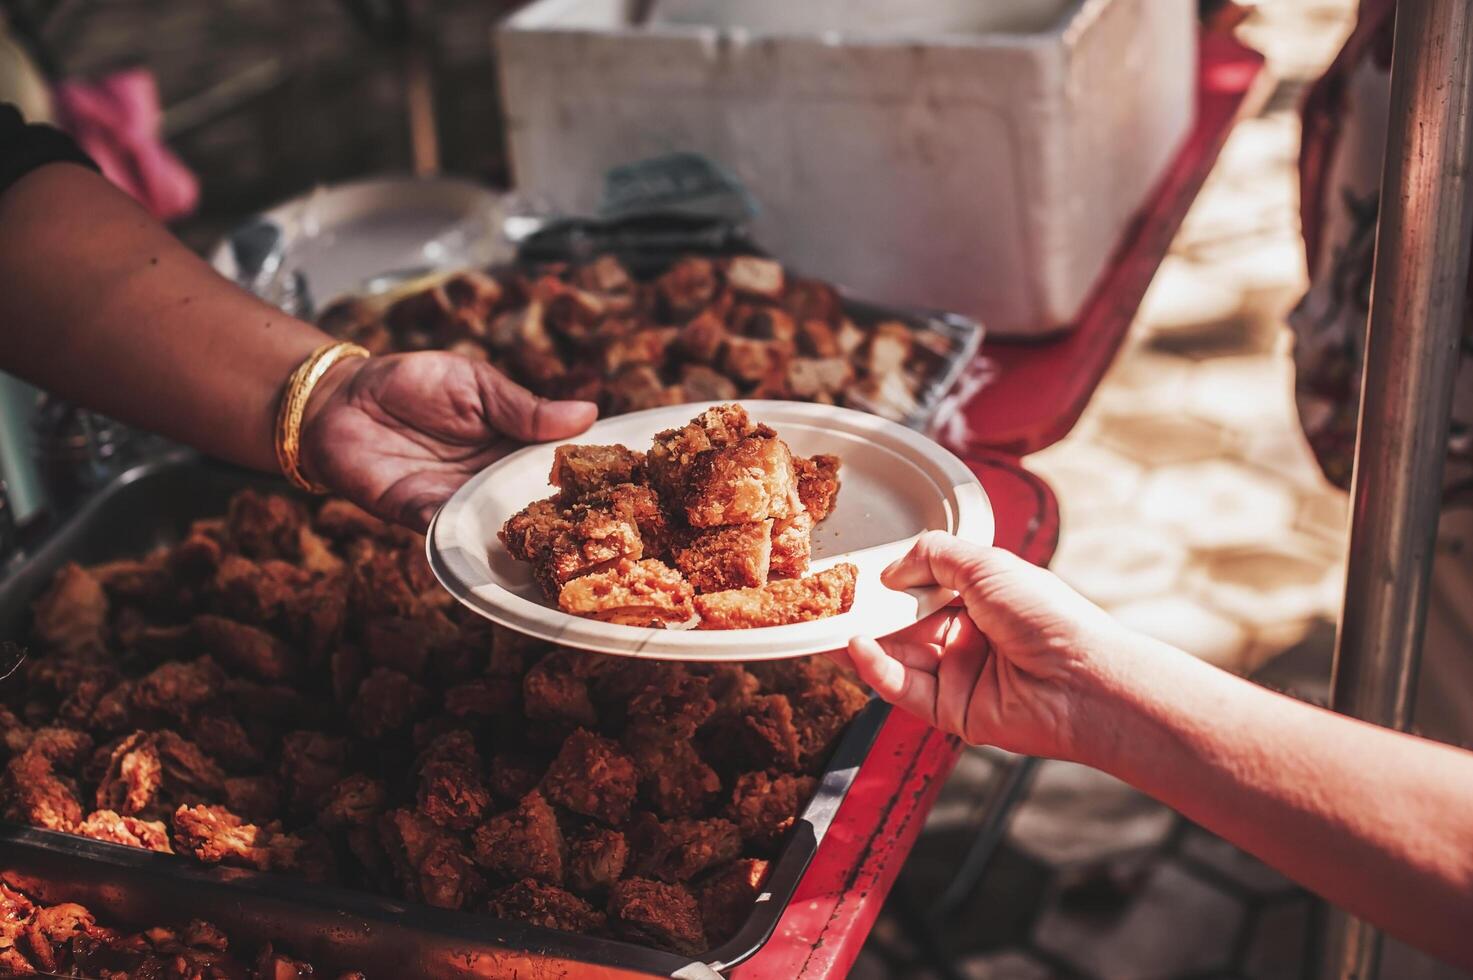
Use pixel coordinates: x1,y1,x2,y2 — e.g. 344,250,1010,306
844,532,1131,763
298,352,597,531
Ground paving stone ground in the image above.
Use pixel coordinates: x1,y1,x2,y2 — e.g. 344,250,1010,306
862,3,1473,978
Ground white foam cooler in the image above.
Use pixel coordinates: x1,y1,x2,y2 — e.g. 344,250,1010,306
497,0,1197,338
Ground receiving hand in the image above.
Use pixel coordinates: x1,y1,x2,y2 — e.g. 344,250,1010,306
298,352,597,531
843,531,1130,762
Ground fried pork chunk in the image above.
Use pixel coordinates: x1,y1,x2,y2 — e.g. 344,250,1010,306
541,729,638,827
417,731,491,831
128,656,221,724
566,827,629,894
624,736,721,821
549,444,644,501
646,404,755,501
739,694,803,772
795,453,842,521
13,893,263,978
379,807,484,910
349,667,429,740
94,730,226,821
314,497,403,543
724,256,785,301
682,431,801,528
471,789,565,885
23,732,94,784
676,313,728,364
18,901,100,974
278,731,349,813
443,676,519,720
3,747,83,831
225,489,305,562
224,775,282,823
581,483,671,560
170,804,275,870
672,521,773,592
316,775,386,829
523,651,598,729
629,815,743,882
605,363,683,413
414,839,484,912
625,668,716,740
75,809,172,853
697,858,770,944
656,256,719,322
537,507,644,599
680,363,740,402
608,878,706,956
694,563,857,629
487,878,605,933
504,485,673,603
768,511,813,580
499,498,569,563
793,673,871,772
91,553,173,610
30,563,107,657
727,772,817,846
489,752,545,804
557,559,695,627
194,614,296,682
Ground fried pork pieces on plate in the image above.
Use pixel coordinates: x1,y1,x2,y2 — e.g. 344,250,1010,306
558,560,696,628
694,564,858,631
432,399,994,658
496,403,853,632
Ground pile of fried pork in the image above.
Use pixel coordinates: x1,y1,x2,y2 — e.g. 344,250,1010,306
2,485,869,957
502,404,856,629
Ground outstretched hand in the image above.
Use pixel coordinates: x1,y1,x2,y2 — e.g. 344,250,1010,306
843,531,1130,762
298,352,597,531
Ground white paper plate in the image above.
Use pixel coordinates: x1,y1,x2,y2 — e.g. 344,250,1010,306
427,401,992,660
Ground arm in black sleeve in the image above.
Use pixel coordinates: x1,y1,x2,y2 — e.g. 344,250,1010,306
0,103,97,197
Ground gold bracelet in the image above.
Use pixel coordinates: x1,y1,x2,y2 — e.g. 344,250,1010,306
274,341,370,494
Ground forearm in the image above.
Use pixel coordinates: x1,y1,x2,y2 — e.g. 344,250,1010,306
1079,637,1473,969
0,163,328,472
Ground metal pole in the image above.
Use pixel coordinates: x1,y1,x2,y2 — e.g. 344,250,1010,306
1324,2,1473,978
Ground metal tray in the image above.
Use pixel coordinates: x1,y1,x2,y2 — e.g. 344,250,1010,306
0,454,888,978
221,195,986,436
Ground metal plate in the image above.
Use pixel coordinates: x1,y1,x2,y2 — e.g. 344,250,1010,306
0,455,886,977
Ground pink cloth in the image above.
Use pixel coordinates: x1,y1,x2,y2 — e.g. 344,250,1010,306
52,68,199,221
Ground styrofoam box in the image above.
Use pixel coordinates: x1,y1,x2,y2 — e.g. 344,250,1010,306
498,0,1197,337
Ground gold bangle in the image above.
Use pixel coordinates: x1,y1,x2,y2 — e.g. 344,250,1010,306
274,341,370,494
